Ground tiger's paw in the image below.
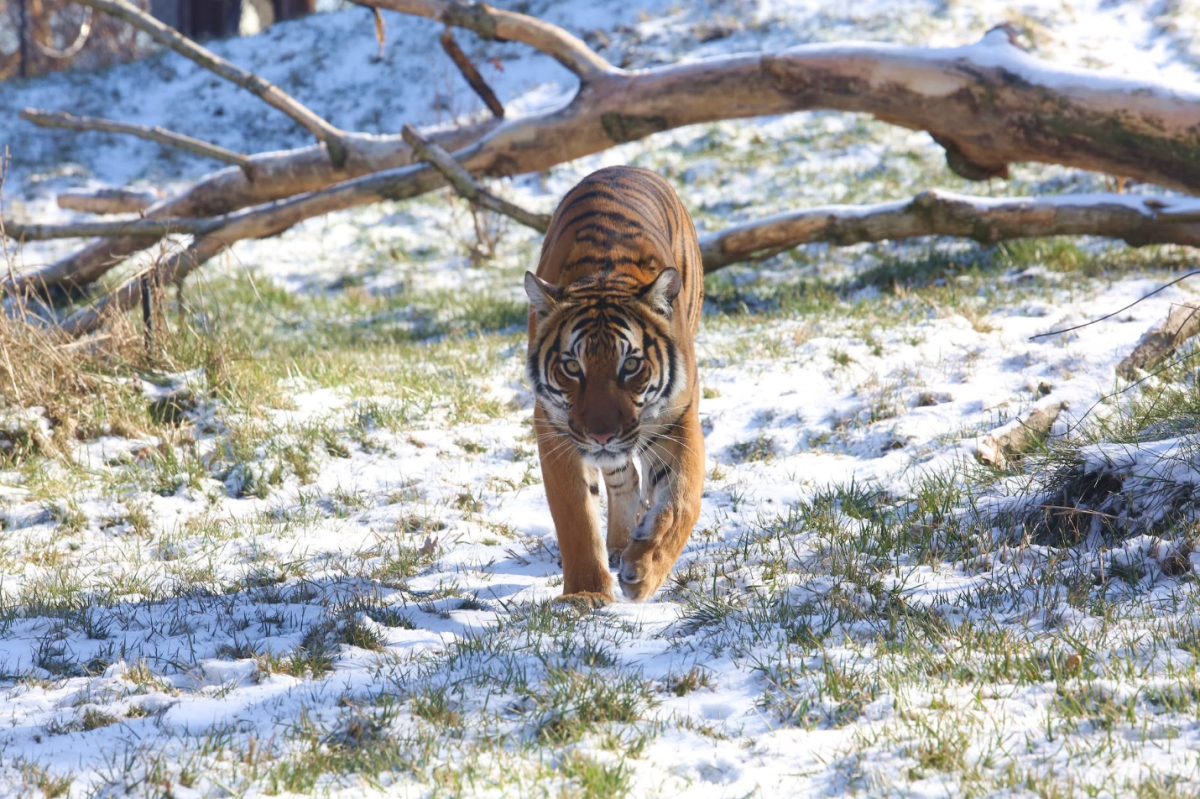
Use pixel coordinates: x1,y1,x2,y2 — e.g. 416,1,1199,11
553,591,613,611
617,540,672,602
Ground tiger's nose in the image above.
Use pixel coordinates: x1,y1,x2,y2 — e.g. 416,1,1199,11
589,429,616,445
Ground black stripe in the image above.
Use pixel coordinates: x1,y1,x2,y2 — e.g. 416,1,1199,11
562,209,650,234
558,188,622,216
652,466,669,486
659,338,677,401
564,254,641,272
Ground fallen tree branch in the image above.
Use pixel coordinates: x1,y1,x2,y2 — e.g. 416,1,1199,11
21,109,254,175
16,4,1200,295
49,187,1200,336
697,190,1200,272
358,0,619,81
3,218,218,241
401,124,549,231
73,0,349,167
57,187,162,214
57,151,468,335
5,119,500,293
1116,303,1200,380
18,188,1200,250
439,29,504,118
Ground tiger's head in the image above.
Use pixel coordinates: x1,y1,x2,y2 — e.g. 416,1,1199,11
525,269,686,468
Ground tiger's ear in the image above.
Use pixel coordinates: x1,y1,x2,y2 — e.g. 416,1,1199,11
637,268,681,316
524,272,563,317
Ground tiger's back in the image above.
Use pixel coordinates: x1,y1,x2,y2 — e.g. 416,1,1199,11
534,165,703,334
524,166,705,603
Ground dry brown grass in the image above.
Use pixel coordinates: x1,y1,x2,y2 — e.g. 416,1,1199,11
0,296,155,462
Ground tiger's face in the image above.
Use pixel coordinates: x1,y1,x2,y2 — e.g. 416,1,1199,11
525,269,683,467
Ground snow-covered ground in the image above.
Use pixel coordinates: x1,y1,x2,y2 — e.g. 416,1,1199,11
3,1,1200,797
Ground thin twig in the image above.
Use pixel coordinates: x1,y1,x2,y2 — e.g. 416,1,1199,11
352,0,619,81
1029,270,1200,340
21,109,255,178
1062,346,1200,439
372,8,386,59
439,28,504,118
401,124,549,232
74,0,349,167
140,271,153,352
31,6,93,59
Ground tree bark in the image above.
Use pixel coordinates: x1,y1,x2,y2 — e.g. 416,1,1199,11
19,187,1200,250
698,190,1200,272
4,119,501,293
13,2,1200,295
57,187,162,215
439,29,505,118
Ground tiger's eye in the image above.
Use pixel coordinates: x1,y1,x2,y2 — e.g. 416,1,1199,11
622,356,641,374
563,359,582,376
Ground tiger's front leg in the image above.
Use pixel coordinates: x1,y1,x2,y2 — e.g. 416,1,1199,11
602,457,640,566
534,404,613,602
618,399,705,601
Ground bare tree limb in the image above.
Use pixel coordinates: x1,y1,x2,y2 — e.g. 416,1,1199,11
5,119,500,293
51,186,1200,337
21,109,255,176
17,13,1200,295
73,0,349,167
372,7,386,59
57,187,162,214
439,29,504,118
3,218,219,240
1116,303,1200,380
401,124,549,231
354,0,619,81
698,190,1200,272
57,153,466,335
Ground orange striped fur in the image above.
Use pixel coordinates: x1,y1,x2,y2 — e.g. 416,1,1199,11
524,166,705,602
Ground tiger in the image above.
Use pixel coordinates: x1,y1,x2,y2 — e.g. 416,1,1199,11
524,165,705,603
